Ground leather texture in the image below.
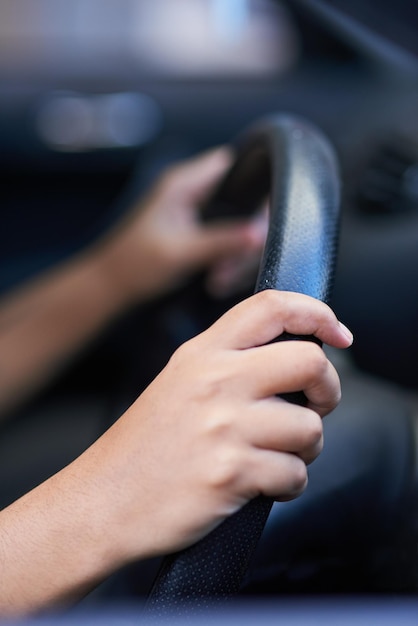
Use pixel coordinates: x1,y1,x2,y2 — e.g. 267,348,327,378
144,114,341,616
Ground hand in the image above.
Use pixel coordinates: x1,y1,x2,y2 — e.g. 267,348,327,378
0,291,352,616
87,290,352,563
206,204,269,297
101,148,266,306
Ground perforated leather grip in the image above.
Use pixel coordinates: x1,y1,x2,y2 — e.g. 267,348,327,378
144,114,340,616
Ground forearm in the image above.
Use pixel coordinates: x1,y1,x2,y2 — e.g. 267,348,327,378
0,444,132,617
0,148,260,418
0,241,129,417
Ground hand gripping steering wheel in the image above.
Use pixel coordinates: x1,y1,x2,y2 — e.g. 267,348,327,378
144,113,340,615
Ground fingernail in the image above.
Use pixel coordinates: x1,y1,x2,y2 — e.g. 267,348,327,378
338,321,353,344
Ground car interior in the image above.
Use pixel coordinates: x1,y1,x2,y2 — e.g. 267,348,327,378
1,0,418,622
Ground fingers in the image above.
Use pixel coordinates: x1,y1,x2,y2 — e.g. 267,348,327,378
204,211,268,297
205,252,260,298
160,147,234,206
187,221,263,269
181,290,349,419
233,340,341,417
246,450,309,501
202,290,353,351
240,399,324,464
204,425,312,503
224,402,323,501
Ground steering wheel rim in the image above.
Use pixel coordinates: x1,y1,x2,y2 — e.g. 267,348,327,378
144,113,341,616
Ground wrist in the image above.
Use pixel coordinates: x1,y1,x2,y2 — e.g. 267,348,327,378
86,234,138,317
62,429,155,569
93,227,147,313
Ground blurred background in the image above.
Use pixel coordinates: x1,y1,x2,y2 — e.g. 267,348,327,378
1,0,418,386
2,0,418,609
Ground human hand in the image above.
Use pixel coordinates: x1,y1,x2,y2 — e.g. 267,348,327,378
101,148,266,307
206,204,269,297
88,290,352,565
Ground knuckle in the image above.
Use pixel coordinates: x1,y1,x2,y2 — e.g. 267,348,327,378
303,434,324,465
272,457,308,501
171,342,234,406
324,391,341,415
290,458,308,494
167,345,185,372
204,410,233,440
332,380,342,406
304,343,328,379
207,448,242,490
303,410,323,446
256,288,280,309
171,337,198,365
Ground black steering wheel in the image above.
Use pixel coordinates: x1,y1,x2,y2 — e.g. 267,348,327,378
144,113,340,616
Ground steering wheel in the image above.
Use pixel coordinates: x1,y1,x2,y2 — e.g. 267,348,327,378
143,113,340,616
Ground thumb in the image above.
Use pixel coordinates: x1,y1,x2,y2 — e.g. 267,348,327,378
168,147,234,206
